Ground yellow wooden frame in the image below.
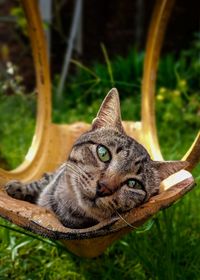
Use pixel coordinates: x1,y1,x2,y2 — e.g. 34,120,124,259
0,0,199,257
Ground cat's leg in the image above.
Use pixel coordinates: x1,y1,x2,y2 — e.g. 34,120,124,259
5,172,54,203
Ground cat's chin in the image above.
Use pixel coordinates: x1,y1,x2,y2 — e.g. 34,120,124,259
92,199,116,218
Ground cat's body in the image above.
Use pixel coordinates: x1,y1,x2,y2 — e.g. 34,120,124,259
5,89,187,229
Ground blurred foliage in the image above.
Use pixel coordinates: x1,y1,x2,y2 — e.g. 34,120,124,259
156,34,200,158
10,6,27,35
0,62,36,168
0,35,199,279
53,47,144,124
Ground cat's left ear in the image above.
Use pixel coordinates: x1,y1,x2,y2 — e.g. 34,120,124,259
92,88,125,133
152,160,189,181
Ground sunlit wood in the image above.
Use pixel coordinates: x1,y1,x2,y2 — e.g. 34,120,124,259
182,132,200,171
0,0,199,257
141,0,175,160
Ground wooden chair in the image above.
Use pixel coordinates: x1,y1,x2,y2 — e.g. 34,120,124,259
0,0,199,258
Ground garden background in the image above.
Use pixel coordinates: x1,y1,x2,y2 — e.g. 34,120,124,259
0,0,199,279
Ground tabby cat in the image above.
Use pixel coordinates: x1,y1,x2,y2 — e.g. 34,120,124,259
5,89,187,229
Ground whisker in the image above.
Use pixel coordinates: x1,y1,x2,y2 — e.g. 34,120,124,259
67,161,89,177
115,210,136,229
66,163,91,184
65,164,81,176
108,201,137,229
67,161,83,171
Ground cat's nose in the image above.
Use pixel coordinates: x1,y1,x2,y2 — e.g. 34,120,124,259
96,180,113,197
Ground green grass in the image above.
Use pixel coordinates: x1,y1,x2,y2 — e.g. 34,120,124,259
0,38,200,279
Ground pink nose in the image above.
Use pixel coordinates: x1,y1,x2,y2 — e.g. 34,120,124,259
96,180,115,197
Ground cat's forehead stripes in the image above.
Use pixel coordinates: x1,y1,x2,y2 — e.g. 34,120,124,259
73,140,97,148
135,155,149,164
73,128,150,167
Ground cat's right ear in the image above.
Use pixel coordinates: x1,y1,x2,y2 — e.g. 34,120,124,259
152,160,189,182
92,88,125,133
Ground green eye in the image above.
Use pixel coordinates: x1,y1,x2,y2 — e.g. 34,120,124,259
127,179,143,190
97,145,111,162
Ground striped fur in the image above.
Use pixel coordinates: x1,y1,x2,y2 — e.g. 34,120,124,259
5,89,188,228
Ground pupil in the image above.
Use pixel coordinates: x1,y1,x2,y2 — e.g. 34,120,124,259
129,180,135,187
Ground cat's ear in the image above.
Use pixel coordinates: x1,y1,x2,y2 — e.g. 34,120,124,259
92,88,125,133
152,160,189,181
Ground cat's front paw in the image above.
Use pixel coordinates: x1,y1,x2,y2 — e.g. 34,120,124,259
5,180,25,200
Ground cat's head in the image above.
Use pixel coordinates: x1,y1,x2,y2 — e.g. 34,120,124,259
67,88,188,220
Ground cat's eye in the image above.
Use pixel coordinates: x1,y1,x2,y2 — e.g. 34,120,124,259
127,179,143,190
97,145,111,162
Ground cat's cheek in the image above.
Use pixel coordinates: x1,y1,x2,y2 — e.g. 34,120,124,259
76,176,97,198
114,191,134,211
117,190,145,211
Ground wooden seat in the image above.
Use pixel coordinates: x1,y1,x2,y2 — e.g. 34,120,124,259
0,0,199,258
